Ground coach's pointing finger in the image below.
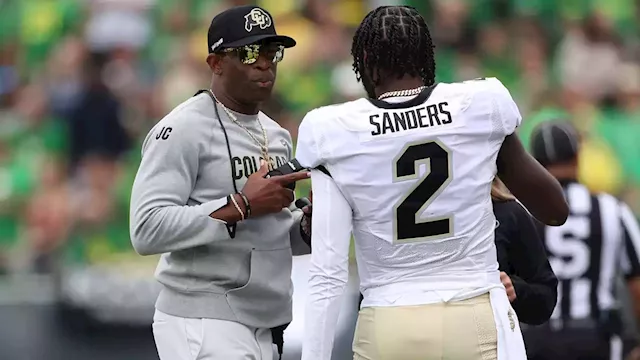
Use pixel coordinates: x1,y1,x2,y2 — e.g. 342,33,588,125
273,170,311,186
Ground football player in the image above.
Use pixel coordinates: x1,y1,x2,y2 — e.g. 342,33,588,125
295,5,568,360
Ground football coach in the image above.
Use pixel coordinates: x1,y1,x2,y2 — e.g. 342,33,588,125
129,5,312,360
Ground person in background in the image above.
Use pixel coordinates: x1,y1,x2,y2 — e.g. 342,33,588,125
524,121,640,360
491,177,558,325
67,52,131,172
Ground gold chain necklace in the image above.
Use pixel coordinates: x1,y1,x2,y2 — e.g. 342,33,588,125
209,90,271,170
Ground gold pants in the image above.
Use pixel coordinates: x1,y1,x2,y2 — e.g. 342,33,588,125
353,294,498,360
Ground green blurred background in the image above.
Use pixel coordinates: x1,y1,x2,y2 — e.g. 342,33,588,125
0,0,639,358
0,0,639,329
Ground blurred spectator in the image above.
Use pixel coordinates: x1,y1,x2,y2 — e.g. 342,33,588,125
66,52,131,171
43,36,87,118
153,42,208,114
71,154,120,228
84,0,155,53
556,11,623,102
24,159,72,274
0,83,67,272
13,0,83,73
0,136,18,275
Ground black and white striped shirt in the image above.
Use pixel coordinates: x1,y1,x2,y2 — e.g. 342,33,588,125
541,181,640,324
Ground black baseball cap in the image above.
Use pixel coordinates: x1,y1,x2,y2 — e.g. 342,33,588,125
530,121,581,166
207,5,296,53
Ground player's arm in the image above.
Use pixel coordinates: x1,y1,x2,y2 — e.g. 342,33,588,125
278,131,312,256
292,108,328,254
129,116,238,256
295,108,353,359
497,134,569,226
484,77,568,226
301,169,353,360
619,202,640,321
507,202,558,325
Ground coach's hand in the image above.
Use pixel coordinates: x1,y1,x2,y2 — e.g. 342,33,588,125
626,346,640,360
500,272,517,302
242,161,310,217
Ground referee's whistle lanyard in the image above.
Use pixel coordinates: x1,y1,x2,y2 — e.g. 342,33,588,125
193,89,288,360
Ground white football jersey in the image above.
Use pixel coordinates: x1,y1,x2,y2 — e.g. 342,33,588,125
297,77,521,299
296,77,524,359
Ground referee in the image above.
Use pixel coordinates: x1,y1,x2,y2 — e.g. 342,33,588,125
129,5,311,360
524,121,640,360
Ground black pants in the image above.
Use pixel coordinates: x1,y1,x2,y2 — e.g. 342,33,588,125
523,326,624,360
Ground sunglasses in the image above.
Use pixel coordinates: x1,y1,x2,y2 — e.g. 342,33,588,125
221,44,285,65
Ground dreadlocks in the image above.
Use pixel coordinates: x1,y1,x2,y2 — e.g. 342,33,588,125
351,6,436,95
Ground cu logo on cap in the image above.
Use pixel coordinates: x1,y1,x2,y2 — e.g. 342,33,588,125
244,8,272,32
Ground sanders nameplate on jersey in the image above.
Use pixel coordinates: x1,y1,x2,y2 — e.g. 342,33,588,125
370,102,452,136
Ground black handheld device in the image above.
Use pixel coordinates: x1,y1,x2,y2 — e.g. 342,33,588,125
265,158,308,191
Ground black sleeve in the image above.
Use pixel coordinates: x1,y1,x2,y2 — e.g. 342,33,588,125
505,202,558,325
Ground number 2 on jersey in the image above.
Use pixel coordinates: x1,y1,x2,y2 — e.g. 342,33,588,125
393,140,453,243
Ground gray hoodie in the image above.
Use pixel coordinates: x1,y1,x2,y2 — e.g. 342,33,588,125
129,92,309,328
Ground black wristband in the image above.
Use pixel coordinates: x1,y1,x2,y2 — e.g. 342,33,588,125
238,192,251,218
